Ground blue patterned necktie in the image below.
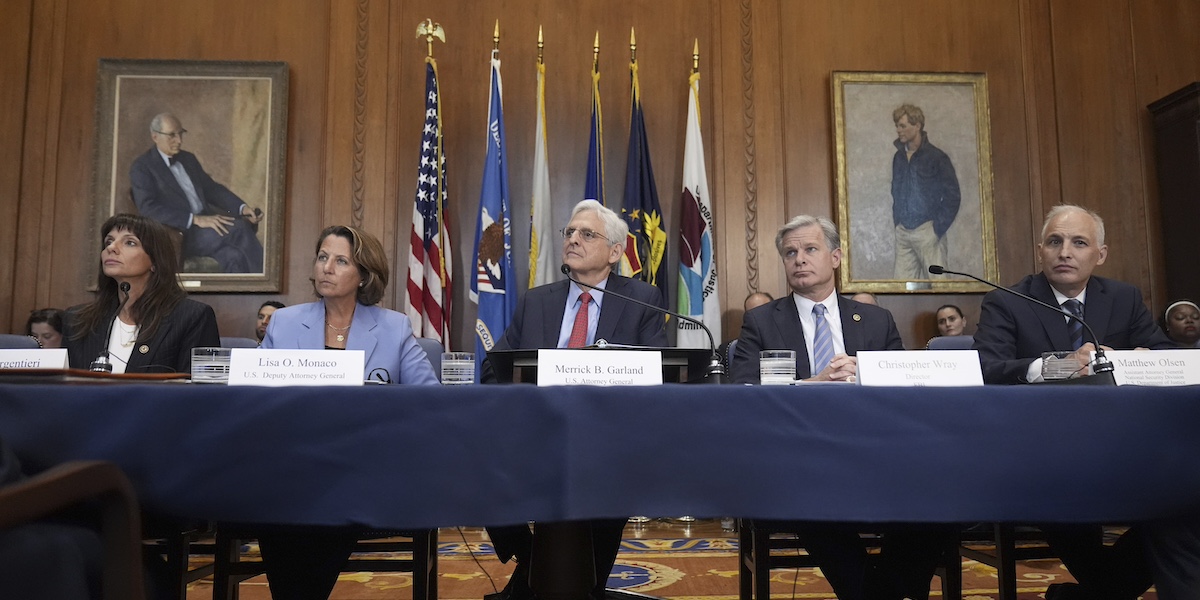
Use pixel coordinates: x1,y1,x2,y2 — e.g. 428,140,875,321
811,304,835,373
1063,299,1085,350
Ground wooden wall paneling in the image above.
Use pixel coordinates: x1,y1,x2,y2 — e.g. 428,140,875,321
1048,0,1152,299
1130,0,1200,312
0,0,34,332
1017,0,1062,281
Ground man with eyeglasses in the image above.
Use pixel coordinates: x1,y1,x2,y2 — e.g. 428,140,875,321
129,112,265,273
479,199,667,600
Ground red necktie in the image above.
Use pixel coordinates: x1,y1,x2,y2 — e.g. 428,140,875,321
567,292,592,348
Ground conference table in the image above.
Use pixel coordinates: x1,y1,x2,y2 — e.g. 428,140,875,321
2,381,1199,529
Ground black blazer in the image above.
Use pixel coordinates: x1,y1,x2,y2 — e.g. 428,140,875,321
973,273,1173,384
129,148,245,232
732,295,904,383
481,274,669,382
64,299,221,374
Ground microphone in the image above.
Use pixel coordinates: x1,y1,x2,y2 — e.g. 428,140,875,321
90,281,132,373
560,264,728,384
928,265,1114,382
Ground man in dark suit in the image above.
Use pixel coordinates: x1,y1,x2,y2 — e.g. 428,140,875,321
129,112,264,273
481,199,667,600
732,215,948,600
974,204,1175,600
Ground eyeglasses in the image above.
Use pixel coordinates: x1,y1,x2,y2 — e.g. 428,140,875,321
560,227,609,243
153,129,187,140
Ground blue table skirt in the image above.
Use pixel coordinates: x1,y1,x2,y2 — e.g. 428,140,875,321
1,382,1198,529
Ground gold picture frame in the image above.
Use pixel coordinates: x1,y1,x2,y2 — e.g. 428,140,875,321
92,59,288,292
832,71,997,293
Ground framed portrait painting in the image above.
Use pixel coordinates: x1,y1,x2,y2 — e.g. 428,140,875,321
92,59,288,292
832,71,997,293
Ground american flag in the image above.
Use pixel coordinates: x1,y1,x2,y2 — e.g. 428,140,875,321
406,59,453,345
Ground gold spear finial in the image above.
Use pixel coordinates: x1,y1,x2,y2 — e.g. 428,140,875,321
692,38,699,73
415,19,445,58
537,25,544,64
493,19,499,51
630,27,637,63
592,31,600,71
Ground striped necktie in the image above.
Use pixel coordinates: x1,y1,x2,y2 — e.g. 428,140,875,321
811,304,835,373
567,292,592,348
1063,299,1084,350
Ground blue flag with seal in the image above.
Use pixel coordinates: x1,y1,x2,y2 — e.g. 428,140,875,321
470,54,516,379
619,57,668,306
584,61,604,205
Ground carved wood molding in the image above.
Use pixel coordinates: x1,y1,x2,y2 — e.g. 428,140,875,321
740,0,759,293
350,0,368,227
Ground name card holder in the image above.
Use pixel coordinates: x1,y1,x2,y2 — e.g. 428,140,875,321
0,349,69,370
228,349,365,386
536,349,663,386
1107,349,1200,386
857,350,984,387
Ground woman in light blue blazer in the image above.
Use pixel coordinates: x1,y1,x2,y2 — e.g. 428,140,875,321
256,224,438,600
261,224,438,384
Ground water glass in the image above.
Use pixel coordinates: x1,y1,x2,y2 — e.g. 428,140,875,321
759,350,797,385
441,352,475,385
191,347,231,383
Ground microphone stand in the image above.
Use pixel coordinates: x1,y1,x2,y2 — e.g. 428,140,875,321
560,265,729,384
90,282,132,373
929,265,1115,385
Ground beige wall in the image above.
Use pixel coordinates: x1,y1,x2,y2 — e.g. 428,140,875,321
3,0,1198,350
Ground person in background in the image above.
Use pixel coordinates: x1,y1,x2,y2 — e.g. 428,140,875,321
255,300,285,343
734,215,947,600
63,213,219,374
25,308,65,349
718,292,774,373
1159,300,1200,348
850,292,879,306
480,199,667,600
256,225,437,600
935,304,966,337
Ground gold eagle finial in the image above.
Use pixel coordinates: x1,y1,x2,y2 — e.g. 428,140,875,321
416,19,445,57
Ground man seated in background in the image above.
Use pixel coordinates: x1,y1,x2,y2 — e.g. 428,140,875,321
255,301,285,344
850,292,879,306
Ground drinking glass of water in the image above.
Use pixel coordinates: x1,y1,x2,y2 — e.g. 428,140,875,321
441,352,475,385
759,350,796,385
191,347,231,383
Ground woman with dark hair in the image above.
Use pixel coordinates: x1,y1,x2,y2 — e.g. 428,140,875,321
64,213,219,373
255,225,437,600
25,308,65,349
935,304,967,337
1160,300,1200,348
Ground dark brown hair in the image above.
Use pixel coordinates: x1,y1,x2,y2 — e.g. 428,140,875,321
313,225,390,306
72,214,185,342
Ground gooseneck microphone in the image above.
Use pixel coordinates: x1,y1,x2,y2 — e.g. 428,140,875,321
928,265,1114,379
560,264,729,384
90,281,133,373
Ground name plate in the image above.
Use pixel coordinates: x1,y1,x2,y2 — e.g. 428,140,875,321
1107,349,1200,386
536,349,663,386
228,349,364,386
857,350,984,387
0,349,68,370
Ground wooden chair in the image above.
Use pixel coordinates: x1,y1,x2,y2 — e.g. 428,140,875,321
0,460,145,600
959,524,1058,600
738,519,962,600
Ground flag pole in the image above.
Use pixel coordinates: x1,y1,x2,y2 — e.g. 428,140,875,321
692,38,699,74
416,18,445,58
537,25,544,64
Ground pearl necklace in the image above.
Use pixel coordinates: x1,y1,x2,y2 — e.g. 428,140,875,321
325,320,351,343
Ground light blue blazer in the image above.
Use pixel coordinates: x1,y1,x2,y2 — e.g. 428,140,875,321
261,300,439,385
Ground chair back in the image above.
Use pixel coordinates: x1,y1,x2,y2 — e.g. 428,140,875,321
415,338,443,378
927,335,975,350
220,337,260,348
0,334,40,349
724,339,738,373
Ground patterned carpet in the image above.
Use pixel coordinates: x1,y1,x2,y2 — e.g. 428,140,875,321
183,526,1159,599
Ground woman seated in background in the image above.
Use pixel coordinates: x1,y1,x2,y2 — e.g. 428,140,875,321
256,224,438,600
935,304,967,337
64,213,219,373
25,308,65,348
1160,300,1200,348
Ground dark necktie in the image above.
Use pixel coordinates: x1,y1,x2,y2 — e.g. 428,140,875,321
168,155,177,166
567,292,592,348
1063,299,1084,350
811,304,835,373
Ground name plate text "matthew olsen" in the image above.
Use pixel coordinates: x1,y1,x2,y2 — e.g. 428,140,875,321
228,349,364,386
1107,349,1200,386
536,349,663,387
856,350,983,387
